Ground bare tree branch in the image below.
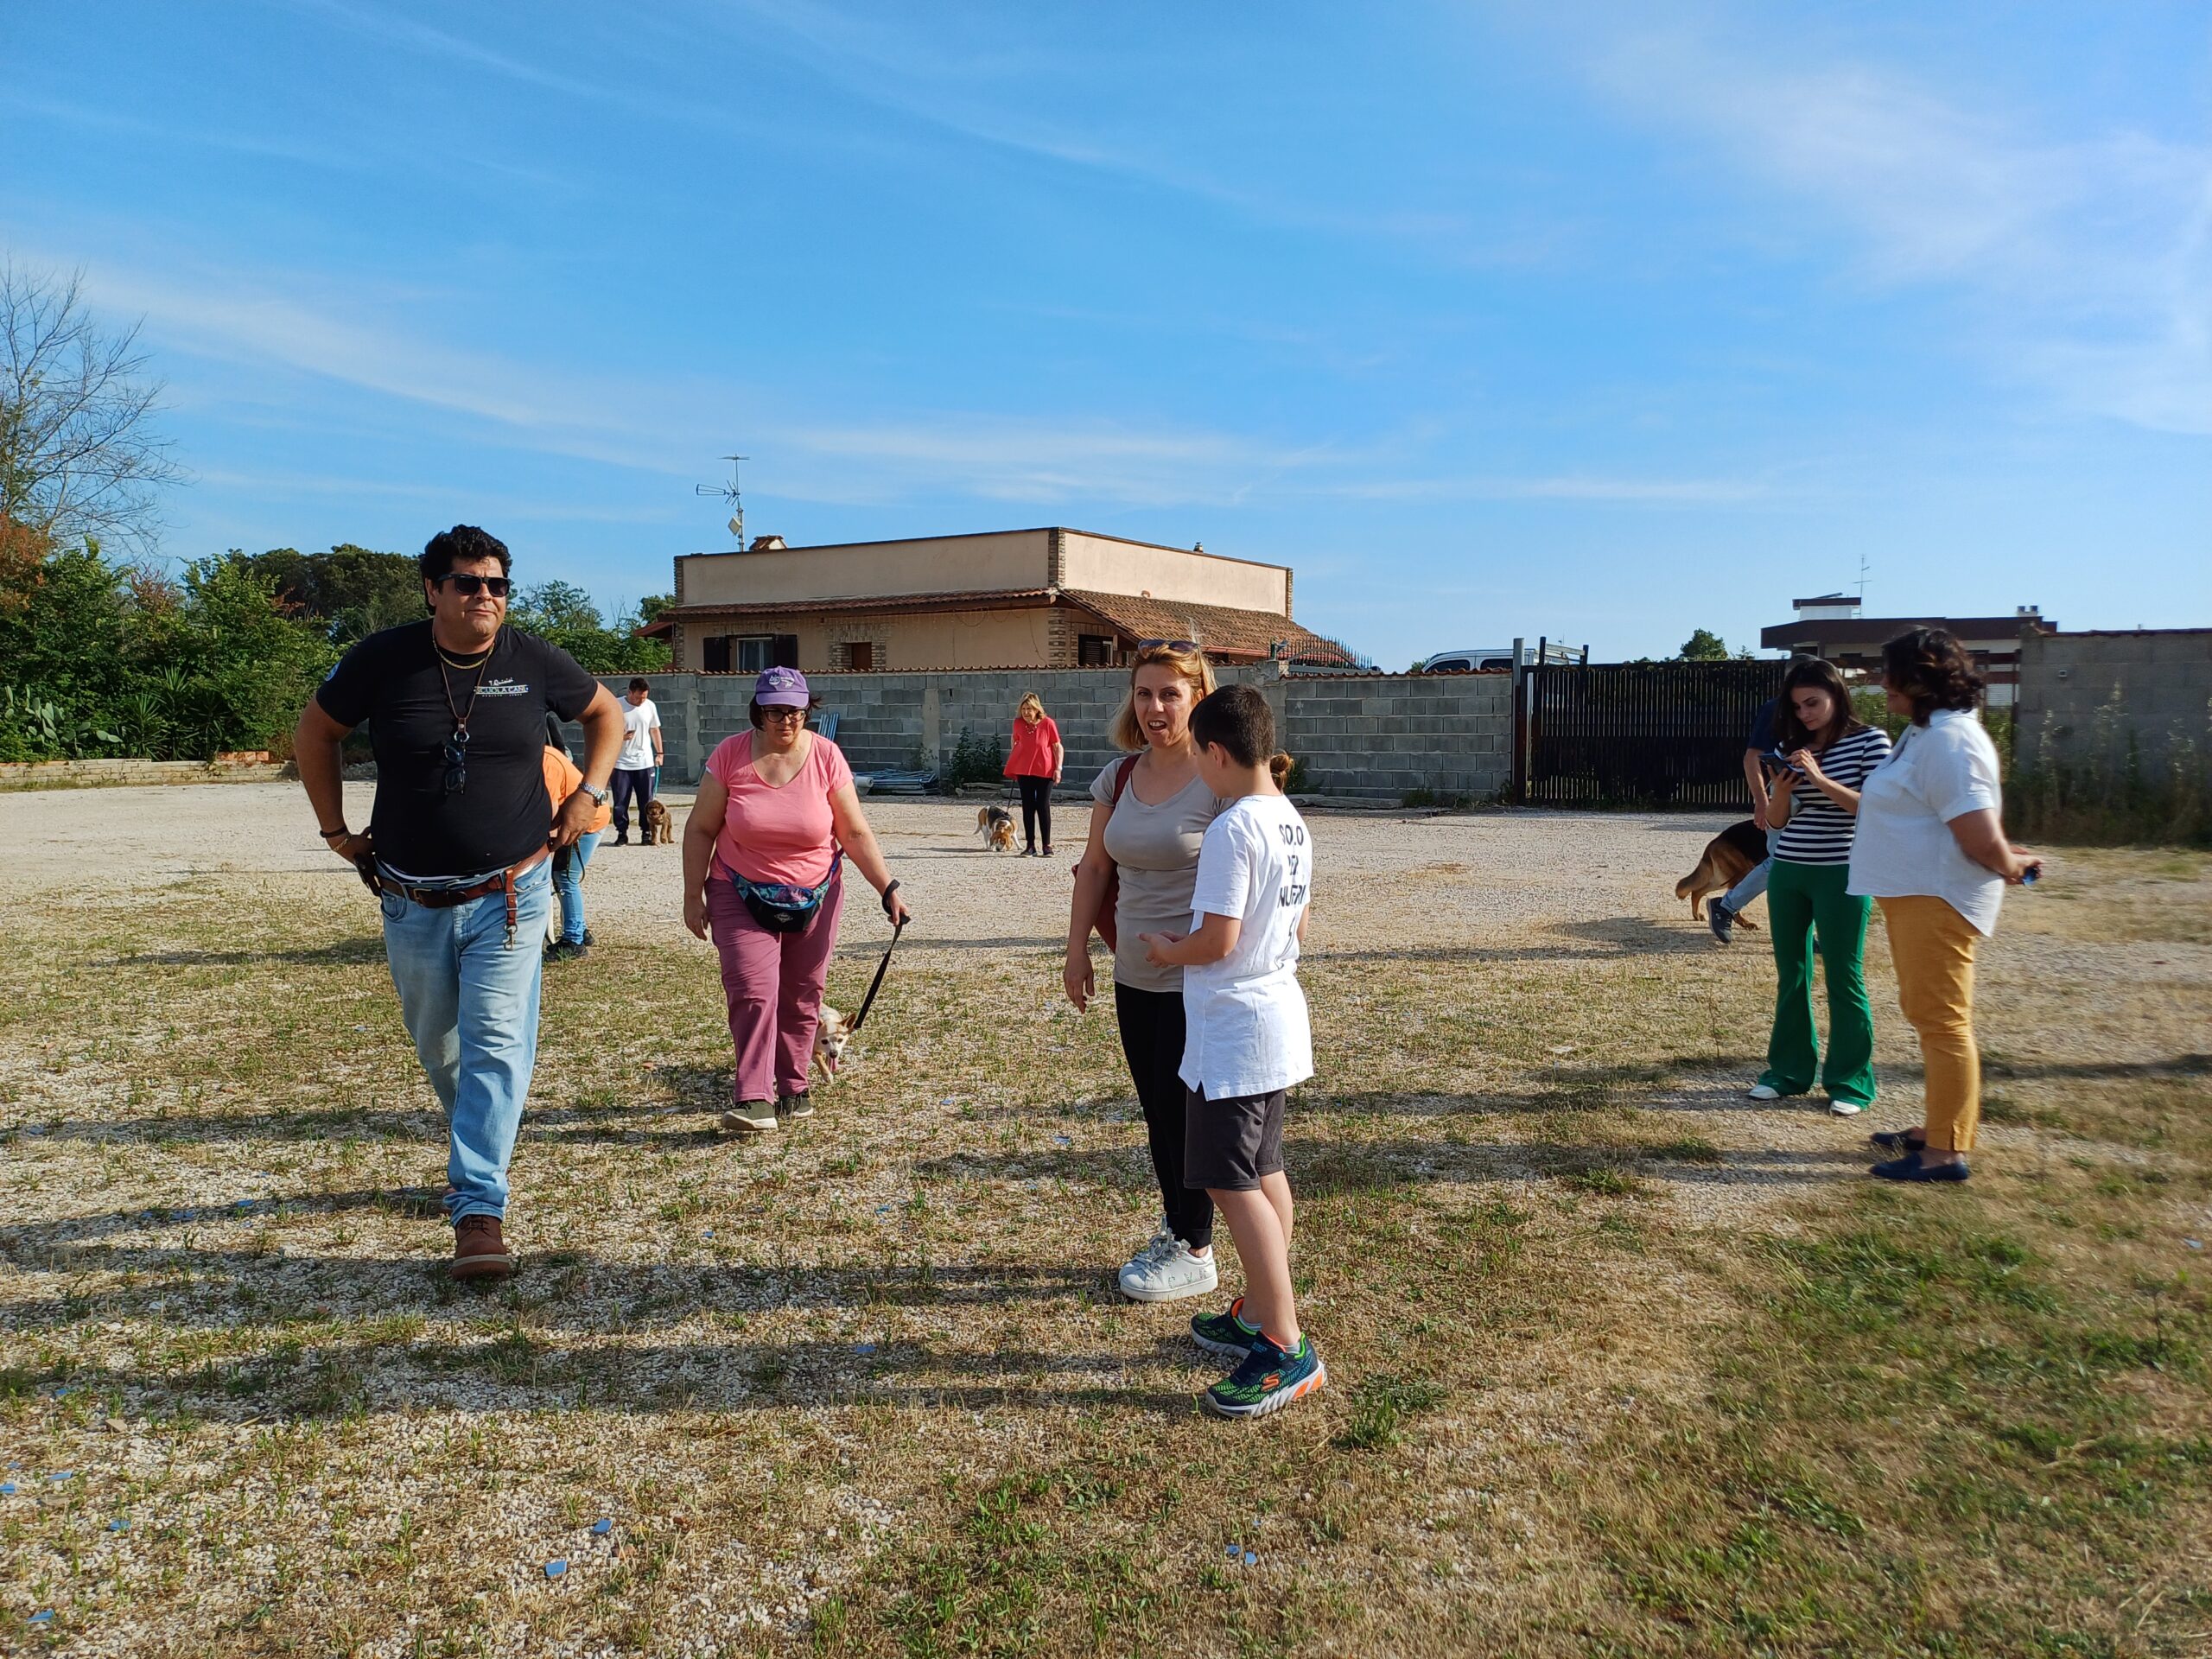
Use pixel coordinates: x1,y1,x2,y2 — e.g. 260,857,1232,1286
0,260,188,554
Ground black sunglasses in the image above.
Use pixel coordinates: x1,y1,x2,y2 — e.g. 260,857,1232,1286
1136,638,1201,653
435,574,512,597
443,730,470,795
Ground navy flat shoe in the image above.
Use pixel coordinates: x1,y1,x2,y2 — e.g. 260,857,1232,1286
1868,1128,1928,1153
1871,1154,1969,1182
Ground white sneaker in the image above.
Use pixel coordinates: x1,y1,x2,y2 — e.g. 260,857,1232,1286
1827,1099,1865,1116
1119,1236,1219,1303
1746,1084,1781,1102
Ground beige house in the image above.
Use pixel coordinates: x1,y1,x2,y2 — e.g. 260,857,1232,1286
642,526,1353,673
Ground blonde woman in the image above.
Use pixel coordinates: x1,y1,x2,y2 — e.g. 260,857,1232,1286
1066,640,1224,1302
1003,691,1064,855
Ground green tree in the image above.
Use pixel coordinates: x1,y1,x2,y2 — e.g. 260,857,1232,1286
231,544,423,643
1678,628,1730,660
510,581,671,675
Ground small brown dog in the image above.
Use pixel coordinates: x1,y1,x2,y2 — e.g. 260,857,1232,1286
644,798,675,845
813,1006,854,1082
976,804,1016,853
1676,819,1768,927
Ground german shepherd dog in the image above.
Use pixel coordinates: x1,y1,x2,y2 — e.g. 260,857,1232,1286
1676,819,1768,927
976,804,1017,853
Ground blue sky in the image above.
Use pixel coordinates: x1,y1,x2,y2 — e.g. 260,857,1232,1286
6,2,2207,665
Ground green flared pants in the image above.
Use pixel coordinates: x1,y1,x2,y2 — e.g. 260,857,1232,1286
1759,858,1878,1108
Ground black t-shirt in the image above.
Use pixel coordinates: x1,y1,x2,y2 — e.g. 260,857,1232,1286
317,621,600,877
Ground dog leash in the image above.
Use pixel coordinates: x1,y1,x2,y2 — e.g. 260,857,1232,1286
846,918,905,1036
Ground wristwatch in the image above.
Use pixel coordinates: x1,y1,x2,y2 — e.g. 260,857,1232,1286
585,784,611,806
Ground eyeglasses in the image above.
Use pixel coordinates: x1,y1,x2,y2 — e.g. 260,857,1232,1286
1136,639,1201,654
442,729,470,795
758,707,807,724
435,574,512,597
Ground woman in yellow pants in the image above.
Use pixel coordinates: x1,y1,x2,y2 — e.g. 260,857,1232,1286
1848,629,2041,1182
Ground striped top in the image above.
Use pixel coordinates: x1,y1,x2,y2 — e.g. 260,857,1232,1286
1774,725,1892,865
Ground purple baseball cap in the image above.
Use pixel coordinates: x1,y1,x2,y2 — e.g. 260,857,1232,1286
753,665,810,708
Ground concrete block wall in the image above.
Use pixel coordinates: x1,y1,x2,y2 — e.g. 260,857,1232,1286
1281,673,1512,799
588,665,1510,801
2014,630,2212,776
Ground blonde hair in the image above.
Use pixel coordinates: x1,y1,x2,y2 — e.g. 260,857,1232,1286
1017,692,1046,721
1109,640,1216,752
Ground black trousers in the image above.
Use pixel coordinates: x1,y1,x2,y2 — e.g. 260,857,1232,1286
1113,982,1214,1250
1015,774,1053,851
611,766,655,838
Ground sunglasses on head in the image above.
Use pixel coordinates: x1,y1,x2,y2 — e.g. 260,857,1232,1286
1137,638,1200,654
435,574,512,597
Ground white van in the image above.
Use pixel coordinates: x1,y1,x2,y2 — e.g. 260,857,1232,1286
1419,642,1585,673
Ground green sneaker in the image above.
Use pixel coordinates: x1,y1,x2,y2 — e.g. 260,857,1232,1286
1203,1333,1325,1419
779,1090,815,1121
1191,1295,1262,1358
721,1100,777,1133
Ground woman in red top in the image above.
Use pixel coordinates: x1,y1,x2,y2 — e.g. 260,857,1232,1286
1003,692,1065,856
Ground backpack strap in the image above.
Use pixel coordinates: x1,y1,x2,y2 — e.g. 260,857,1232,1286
1109,753,1141,805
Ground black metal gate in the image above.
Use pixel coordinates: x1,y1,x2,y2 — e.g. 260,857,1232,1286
1514,660,1785,808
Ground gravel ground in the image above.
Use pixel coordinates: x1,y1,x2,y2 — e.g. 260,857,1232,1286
2,781,1769,949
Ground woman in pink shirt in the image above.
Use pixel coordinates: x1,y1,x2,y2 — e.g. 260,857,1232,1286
683,667,912,1132
1003,692,1065,855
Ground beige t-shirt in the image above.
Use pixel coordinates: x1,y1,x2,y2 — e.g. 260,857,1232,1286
1090,757,1222,994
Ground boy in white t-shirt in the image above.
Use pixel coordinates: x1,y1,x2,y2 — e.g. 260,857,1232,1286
1141,683,1323,1418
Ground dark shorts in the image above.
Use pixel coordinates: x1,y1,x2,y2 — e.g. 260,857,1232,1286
1183,1084,1287,1192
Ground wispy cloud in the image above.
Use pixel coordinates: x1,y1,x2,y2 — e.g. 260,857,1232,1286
1578,21,2212,435
54,243,1775,517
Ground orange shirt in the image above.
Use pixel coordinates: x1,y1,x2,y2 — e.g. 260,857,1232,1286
543,747,613,834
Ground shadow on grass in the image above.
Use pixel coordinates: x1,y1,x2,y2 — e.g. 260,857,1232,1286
4,1332,1198,1421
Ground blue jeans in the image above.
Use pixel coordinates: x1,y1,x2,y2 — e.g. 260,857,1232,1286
1725,836,1774,913
379,857,553,1224
554,831,598,944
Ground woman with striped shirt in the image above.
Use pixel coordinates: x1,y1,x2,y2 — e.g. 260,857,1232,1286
1747,658,1892,1115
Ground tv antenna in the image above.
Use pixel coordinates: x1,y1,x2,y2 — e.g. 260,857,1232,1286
1857,550,1870,603
696,454,748,543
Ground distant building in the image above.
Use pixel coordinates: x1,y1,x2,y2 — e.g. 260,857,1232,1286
642,527,1355,673
1759,594,2056,707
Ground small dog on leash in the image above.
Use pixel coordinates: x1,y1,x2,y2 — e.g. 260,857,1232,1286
976,804,1017,853
1675,819,1767,927
813,1007,854,1081
644,798,675,845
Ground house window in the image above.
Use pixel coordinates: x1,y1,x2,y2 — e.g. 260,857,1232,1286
845,640,876,671
702,633,796,673
1077,633,1116,667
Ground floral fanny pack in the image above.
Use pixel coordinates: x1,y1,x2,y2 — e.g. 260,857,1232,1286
728,867,834,933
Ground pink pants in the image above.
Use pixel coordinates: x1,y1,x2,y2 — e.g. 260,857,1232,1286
706,864,845,1103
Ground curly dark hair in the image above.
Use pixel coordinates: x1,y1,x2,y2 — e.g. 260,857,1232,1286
419,524,512,585
1881,627,1982,725
1775,656,1866,752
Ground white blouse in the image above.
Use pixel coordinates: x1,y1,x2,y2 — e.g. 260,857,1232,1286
1847,709,2006,937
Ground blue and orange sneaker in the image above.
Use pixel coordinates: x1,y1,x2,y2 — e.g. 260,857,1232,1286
1202,1332,1325,1419
1191,1295,1262,1358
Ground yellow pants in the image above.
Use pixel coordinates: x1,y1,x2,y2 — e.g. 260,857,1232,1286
1877,895,1982,1152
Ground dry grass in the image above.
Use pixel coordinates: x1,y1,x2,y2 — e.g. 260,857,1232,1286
2,795,2207,1657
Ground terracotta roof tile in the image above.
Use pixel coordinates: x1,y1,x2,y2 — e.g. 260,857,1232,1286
1059,590,1357,666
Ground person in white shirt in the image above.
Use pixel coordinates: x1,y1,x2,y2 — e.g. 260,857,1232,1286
1141,684,1325,1419
613,677,664,846
1849,629,2041,1184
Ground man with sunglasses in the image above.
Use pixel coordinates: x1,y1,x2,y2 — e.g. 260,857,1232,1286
294,525,624,1281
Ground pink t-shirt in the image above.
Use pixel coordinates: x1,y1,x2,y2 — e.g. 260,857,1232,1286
706,731,855,886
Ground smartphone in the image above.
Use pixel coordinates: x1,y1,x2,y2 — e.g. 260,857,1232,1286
1761,748,1804,778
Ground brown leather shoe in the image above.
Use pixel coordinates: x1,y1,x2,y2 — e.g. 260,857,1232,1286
452,1214,513,1281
